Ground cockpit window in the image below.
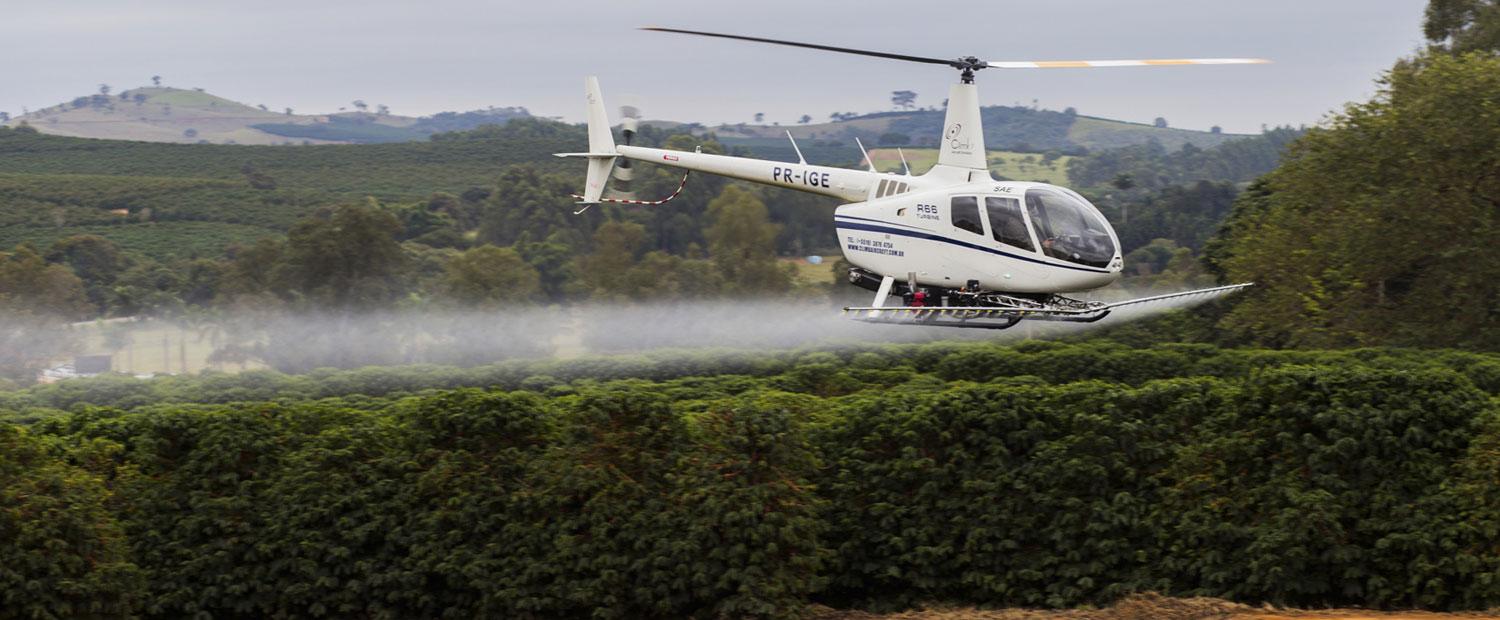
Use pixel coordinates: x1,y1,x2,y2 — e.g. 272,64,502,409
985,196,1034,252
951,196,984,236
1024,189,1115,268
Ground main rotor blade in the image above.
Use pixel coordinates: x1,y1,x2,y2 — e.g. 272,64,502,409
987,58,1269,69
641,27,958,68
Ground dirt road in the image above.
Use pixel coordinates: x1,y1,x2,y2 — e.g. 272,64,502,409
810,593,1500,620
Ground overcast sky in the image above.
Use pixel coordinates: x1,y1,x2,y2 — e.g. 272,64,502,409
2,0,1428,134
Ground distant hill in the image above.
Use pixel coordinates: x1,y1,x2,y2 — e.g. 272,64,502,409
9,85,1240,155
697,106,1243,163
3,87,530,145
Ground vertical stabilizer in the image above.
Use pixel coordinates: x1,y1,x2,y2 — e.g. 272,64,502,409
580,77,618,203
937,82,987,171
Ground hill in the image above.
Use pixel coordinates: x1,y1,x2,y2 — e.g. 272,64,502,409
8,85,1236,153
867,148,1074,185
701,106,1243,161
4,86,530,145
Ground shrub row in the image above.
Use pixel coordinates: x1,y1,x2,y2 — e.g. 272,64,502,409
3,341,1495,417
3,359,1499,618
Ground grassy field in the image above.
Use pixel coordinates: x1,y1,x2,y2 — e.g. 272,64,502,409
785,255,840,287
64,319,260,376
867,148,1074,185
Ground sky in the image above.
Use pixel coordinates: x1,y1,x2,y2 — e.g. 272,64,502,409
0,0,1429,134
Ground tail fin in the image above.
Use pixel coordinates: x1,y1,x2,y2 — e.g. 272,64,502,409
554,76,619,204
936,82,987,172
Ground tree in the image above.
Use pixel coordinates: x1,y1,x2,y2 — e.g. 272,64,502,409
151,74,161,87
441,245,541,305
377,104,390,116
1110,173,1136,191
183,128,197,138
891,90,917,110
1216,52,1500,349
0,112,9,123
0,245,91,319
1211,125,1223,134
44,235,128,312
219,237,286,300
284,107,293,115
98,83,111,96
706,186,793,296
575,221,647,300
257,104,268,111
1064,106,1078,117
799,114,812,124
1153,117,1169,128
1424,0,1500,53
279,201,409,309
352,99,368,112
754,112,765,123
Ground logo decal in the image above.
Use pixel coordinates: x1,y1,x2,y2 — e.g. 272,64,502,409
945,122,973,154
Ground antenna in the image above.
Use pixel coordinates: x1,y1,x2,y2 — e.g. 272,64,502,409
786,130,806,164
897,147,911,175
854,137,876,173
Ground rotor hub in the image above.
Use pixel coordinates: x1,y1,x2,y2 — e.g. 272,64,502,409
952,56,988,83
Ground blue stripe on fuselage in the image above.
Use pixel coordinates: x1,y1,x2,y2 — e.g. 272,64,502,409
833,217,1111,274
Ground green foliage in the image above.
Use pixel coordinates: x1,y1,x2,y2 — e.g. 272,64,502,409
1156,366,1492,607
707,186,795,296
441,244,541,305
279,202,409,309
1111,181,1239,254
3,343,1500,614
4,342,1497,615
1069,127,1303,192
0,244,90,319
0,426,143,618
1425,0,1500,53
1215,52,1500,349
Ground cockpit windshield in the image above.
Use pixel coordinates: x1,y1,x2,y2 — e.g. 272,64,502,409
1024,189,1116,268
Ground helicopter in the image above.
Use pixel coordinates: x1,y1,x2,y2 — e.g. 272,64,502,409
559,28,1262,329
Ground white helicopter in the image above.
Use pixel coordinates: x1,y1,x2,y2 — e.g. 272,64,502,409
560,28,1261,329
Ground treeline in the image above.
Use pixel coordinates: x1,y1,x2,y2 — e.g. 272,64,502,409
4,341,1499,617
1069,127,1303,192
1208,51,1500,350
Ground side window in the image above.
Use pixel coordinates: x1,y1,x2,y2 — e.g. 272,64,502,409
985,196,1034,251
876,179,890,198
950,196,984,236
896,182,908,194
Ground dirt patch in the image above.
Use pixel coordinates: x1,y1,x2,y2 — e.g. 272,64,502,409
808,593,1500,620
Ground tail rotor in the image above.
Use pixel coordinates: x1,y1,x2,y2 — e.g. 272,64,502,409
608,105,641,200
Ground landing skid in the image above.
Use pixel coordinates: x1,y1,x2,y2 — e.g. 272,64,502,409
843,272,1252,330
